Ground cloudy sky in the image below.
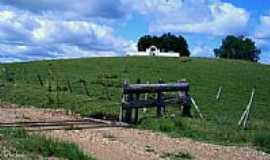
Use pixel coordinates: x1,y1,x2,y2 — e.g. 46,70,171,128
0,0,269,64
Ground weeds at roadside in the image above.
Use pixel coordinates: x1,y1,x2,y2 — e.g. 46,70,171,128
0,128,95,160
253,133,270,153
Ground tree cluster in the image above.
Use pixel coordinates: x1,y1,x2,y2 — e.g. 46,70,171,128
137,33,191,57
137,33,261,62
214,35,261,62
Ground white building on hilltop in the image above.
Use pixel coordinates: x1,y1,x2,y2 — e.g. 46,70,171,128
127,45,180,57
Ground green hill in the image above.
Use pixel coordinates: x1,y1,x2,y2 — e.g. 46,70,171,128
1,57,270,152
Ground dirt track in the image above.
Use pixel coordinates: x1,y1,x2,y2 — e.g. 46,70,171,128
0,105,270,160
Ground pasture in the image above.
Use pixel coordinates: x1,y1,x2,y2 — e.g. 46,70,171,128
0,57,270,153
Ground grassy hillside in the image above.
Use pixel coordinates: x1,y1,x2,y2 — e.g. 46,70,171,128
0,57,270,152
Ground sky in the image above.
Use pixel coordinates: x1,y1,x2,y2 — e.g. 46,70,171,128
0,0,270,64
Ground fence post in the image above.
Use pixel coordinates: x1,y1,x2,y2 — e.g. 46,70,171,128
67,80,73,93
123,80,134,123
157,79,165,117
37,74,44,87
216,86,222,100
22,68,25,82
120,94,125,122
3,67,14,82
48,77,52,92
143,81,149,113
134,78,141,123
191,97,204,119
126,93,133,123
56,80,60,108
121,80,128,122
238,88,255,128
80,79,90,97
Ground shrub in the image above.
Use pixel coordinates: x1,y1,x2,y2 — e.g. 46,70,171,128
159,120,174,132
253,133,270,153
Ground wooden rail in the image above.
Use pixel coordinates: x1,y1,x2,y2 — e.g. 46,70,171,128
123,83,189,94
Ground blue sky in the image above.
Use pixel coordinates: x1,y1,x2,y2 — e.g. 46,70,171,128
0,0,269,64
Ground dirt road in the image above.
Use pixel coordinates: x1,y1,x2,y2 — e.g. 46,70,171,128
0,105,269,160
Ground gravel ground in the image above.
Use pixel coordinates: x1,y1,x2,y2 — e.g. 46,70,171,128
0,105,270,160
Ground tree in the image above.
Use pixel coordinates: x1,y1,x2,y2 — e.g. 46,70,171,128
137,35,154,52
137,33,191,57
214,35,261,62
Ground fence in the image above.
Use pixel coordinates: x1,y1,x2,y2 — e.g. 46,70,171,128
0,65,269,128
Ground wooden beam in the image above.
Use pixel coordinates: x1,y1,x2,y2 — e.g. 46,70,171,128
124,82,189,94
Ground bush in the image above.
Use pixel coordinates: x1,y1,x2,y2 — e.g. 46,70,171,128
159,119,174,132
253,133,270,153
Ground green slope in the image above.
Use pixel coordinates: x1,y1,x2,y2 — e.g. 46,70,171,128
0,57,270,152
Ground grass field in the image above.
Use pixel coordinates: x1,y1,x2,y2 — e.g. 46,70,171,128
0,57,270,153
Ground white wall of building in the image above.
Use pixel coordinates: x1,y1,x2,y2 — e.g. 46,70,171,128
127,45,180,57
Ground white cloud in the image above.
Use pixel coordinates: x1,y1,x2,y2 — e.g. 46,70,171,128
259,51,270,64
0,0,129,20
131,0,250,36
253,13,270,64
191,45,214,58
255,15,270,39
0,7,130,62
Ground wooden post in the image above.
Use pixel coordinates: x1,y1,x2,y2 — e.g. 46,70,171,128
134,79,141,123
47,68,53,92
159,79,166,114
157,92,162,117
48,77,52,92
120,94,125,122
3,67,14,82
48,67,53,81
157,79,164,117
143,81,150,113
56,80,60,108
126,93,134,123
22,68,25,82
67,80,73,93
121,80,129,122
37,74,44,87
80,79,90,97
